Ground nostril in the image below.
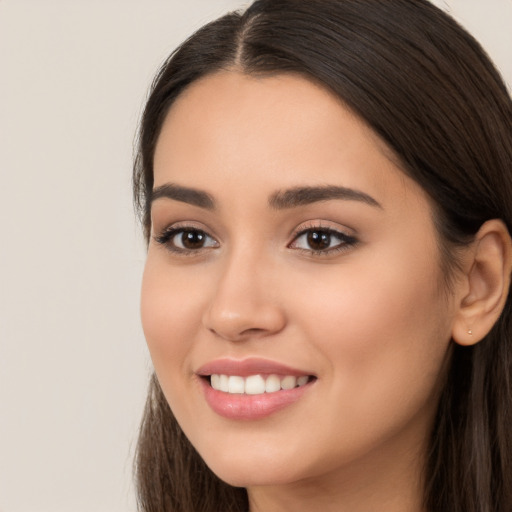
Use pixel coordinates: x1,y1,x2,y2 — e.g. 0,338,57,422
240,327,267,336
208,325,277,342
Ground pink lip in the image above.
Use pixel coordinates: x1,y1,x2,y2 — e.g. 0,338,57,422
196,358,316,421
196,357,314,378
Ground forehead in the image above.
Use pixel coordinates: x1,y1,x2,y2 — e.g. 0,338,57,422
153,70,425,212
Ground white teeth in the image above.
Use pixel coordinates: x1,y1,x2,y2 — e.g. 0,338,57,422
228,375,245,394
211,374,221,389
297,375,309,387
219,374,229,392
265,374,281,393
209,373,311,394
281,376,297,390
245,375,266,395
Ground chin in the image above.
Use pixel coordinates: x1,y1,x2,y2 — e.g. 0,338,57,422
211,465,297,489
199,448,306,488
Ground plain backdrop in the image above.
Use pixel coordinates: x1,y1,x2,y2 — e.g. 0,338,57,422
0,1,510,511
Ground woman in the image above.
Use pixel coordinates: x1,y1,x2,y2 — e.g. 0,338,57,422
133,0,512,510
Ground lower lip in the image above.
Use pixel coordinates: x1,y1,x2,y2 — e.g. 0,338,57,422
199,377,314,420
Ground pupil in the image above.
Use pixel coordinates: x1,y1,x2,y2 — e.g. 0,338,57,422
182,230,205,249
307,230,330,250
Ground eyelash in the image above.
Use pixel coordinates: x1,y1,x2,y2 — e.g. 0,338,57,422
289,225,358,255
154,224,358,256
154,226,218,256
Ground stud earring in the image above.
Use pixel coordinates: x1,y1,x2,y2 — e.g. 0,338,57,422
468,329,473,336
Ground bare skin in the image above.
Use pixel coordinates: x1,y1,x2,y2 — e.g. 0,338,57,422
141,71,512,512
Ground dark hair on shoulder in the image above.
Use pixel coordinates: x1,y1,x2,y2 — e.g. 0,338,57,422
133,1,512,511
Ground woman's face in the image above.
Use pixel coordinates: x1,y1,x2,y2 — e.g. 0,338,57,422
142,71,457,489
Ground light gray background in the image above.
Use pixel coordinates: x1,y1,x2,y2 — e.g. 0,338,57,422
0,1,510,511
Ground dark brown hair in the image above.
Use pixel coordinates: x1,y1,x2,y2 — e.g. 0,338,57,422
133,1,512,511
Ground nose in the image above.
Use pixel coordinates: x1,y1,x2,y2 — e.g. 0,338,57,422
202,251,286,342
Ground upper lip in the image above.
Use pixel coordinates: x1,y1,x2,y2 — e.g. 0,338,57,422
196,357,314,378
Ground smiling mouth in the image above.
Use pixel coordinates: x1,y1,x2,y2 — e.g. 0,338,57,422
207,374,315,395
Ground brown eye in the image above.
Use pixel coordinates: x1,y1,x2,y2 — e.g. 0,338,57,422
290,227,357,254
306,230,331,251
178,230,208,249
155,227,219,253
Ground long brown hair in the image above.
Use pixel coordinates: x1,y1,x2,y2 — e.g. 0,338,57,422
133,1,512,510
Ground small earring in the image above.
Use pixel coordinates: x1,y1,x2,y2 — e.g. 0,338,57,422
468,329,473,336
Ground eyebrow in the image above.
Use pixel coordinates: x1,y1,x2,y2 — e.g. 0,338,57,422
150,183,382,211
151,183,215,210
269,185,382,209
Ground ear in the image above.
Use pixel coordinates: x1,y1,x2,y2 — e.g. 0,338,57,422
451,219,512,346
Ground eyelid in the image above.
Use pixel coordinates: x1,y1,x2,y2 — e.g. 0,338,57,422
290,220,356,239
153,222,220,255
152,220,357,256
288,221,358,255
152,220,209,238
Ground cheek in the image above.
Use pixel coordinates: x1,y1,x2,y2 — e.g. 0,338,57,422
294,248,446,342
290,246,452,428
140,256,204,378
140,255,214,432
